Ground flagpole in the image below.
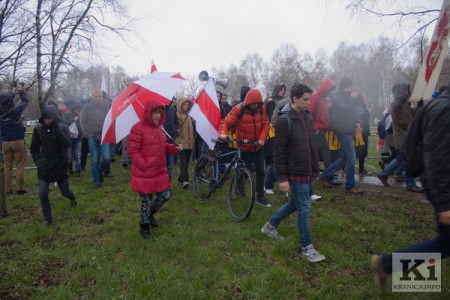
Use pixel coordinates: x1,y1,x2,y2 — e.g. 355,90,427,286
107,55,119,97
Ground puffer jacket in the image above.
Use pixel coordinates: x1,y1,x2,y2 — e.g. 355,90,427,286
30,105,72,182
308,79,335,131
219,88,270,153
273,104,319,182
128,101,179,194
175,97,195,149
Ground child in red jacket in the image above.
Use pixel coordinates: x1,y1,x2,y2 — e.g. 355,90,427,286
128,101,182,239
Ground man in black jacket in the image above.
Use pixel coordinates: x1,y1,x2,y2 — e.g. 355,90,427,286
261,83,325,263
30,105,77,225
371,90,450,288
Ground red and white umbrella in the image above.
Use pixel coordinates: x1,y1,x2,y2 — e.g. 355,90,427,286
101,72,185,144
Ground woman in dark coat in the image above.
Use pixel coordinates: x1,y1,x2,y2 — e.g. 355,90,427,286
30,105,77,224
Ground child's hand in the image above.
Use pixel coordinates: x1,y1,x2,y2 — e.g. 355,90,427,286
176,145,183,151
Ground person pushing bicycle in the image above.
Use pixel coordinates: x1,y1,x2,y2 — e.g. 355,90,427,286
218,88,271,207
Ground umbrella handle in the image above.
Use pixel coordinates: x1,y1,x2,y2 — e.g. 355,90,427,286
161,127,180,147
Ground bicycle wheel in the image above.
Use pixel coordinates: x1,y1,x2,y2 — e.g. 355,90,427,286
192,156,215,200
227,166,255,221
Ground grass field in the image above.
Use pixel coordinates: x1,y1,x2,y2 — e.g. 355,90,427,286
1,132,449,299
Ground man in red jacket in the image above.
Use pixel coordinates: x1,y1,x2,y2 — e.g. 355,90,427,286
219,88,271,207
128,101,182,239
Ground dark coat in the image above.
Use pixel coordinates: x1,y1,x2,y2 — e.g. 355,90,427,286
163,103,178,144
420,92,450,213
30,106,72,182
273,104,319,182
0,91,29,141
329,89,360,136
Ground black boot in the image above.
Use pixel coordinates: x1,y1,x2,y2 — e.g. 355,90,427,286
139,223,150,239
150,207,159,228
149,214,159,228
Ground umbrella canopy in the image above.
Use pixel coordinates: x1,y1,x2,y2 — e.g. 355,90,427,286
101,72,185,144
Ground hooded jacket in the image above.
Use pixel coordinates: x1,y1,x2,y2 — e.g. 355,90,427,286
264,84,286,121
175,97,195,149
308,79,335,131
30,105,72,181
219,88,270,153
128,101,179,194
0,91,29,141
390,84,414,149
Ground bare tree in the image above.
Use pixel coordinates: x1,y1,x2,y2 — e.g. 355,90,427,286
266,44,303,92
212,64,249,103
34,0,130,111
0,0,36,86
239,53,264,89
345,0,441,48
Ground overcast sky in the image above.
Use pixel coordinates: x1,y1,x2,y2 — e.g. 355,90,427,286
100,0,440,78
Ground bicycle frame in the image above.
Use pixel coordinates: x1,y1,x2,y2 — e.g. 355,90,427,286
212,147,243,189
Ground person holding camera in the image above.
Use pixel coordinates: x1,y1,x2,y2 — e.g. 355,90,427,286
0,83,31,195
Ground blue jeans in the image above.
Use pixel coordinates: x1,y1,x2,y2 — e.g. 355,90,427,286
380,190,450,274
68,138,82,173
379,147,417,188
269,181,312,247
320,135,356,190
87,137,111,184
264,163,276,190
166,153,176,181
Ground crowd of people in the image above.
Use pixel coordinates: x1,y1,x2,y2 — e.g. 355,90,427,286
1,76,449,287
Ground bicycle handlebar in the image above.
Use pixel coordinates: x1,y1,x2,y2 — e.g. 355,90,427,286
212,138,259,145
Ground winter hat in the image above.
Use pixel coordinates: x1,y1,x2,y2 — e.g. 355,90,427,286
339,77,353,89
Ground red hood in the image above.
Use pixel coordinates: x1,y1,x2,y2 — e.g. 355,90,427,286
243,88,263,106
315,79,335,98
143,100,166,127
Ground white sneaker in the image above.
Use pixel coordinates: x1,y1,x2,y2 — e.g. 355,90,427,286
302,244,325,262
264,188,274,195
261,222,285,240
310,194,322,201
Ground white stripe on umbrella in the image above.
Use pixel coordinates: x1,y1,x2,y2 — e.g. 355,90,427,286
102,72,185,144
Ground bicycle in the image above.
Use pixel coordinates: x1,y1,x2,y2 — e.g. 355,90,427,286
192,138,257,222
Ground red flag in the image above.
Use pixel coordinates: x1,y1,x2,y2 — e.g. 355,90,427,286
189,79,221,150
150,60,158,73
